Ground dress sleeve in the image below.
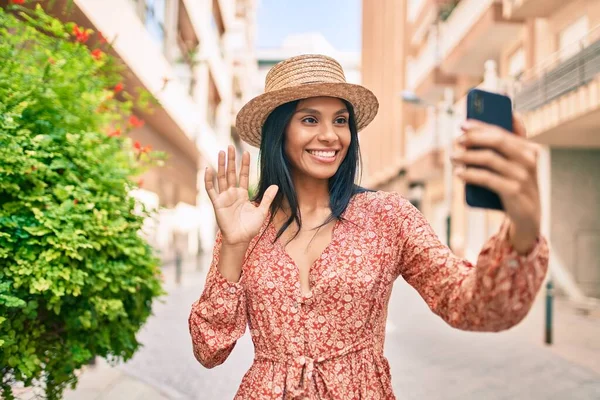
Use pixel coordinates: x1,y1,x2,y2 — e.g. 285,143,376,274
188,230,247,368
393,195,549,332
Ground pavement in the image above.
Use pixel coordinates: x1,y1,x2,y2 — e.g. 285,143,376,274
15,255,600,400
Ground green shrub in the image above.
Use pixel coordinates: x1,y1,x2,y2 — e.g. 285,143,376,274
0,3,165,399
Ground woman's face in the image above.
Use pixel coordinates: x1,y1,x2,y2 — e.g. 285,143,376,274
284,96,351,181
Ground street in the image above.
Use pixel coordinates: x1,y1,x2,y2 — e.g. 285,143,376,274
104,257,599,399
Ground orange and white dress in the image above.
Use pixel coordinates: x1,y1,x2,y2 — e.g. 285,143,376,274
189,191,549,399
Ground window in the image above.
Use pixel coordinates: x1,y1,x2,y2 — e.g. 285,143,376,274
145,0,166,49
212,0,225,37
212,0,226,57
175,0,199,95
207,72,221,130
558,16,589,62
508,47,525,79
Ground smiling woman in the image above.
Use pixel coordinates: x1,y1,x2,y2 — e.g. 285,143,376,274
188,54,550,399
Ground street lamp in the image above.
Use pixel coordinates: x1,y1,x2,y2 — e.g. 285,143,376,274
400,90,455,248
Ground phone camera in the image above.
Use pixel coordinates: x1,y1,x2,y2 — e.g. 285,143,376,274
474,95,484,114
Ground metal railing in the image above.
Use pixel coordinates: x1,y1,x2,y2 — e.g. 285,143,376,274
513,25,600,112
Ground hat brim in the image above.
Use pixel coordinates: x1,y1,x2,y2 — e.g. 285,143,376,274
235,82,379,147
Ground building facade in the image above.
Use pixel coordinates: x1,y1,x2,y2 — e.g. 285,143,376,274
362,0,600,300
48,0,258,260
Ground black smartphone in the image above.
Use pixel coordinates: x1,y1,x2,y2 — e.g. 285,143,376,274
465,88,514,210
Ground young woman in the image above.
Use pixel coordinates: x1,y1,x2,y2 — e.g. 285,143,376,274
189,54,549,399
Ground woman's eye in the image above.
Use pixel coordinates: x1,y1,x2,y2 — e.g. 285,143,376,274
302,117,318,124
335,117,348,124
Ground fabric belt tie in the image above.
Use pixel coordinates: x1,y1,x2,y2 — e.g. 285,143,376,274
254,337,373,399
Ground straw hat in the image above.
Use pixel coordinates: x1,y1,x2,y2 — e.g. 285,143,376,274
235,54,379,147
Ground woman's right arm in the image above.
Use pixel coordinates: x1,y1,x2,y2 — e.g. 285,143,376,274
189,146,277,368
188,230,248,368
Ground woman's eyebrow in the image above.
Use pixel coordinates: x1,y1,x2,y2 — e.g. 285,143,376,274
295,108,349,115
295,108,321,115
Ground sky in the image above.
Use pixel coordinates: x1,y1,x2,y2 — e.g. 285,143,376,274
255,0,362,52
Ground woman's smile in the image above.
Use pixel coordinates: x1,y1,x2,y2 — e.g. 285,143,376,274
306,149,340,163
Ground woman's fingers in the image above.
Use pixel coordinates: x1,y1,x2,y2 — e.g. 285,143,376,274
217,150,228,193
239,151,250,190
226,145,237,188
451,148,529,183
258,185,278,214
459,120,537,174
455,166,520,198
204,167,218,203
209,148,248,199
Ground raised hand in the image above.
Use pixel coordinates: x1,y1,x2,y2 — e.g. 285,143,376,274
205,145,278,246
452,114,541,254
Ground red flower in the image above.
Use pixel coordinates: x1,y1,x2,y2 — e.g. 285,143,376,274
114,82,124,93
73,199,79,205
133,141,142,151
72,25,90,43
91,49,104,60
137,178,144,187
98,31,107,44
108,128,121,137
10,0,26,4
128,115,145,128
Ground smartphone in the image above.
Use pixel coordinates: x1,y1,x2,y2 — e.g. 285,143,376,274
465,88,513,211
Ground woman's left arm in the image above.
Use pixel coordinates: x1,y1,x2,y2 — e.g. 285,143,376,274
395,115,549,332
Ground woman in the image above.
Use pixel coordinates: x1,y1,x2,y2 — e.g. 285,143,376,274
189,54,549,399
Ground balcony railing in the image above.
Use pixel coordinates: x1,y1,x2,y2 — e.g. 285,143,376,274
514,26,600,112
439,0,496,59
408,0,427,23
406,112,439,163
407,31,440,90
503,0,565,19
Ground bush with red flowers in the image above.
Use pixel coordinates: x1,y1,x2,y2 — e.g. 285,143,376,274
0,4,166,399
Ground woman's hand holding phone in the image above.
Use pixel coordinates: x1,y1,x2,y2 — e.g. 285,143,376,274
451,115,541,254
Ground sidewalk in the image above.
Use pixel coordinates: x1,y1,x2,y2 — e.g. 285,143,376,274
509,289,600,376
13,358,172,400
13,259,600,399
63,359,174,400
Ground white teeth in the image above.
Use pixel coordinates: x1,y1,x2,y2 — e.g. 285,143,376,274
308,150,336,157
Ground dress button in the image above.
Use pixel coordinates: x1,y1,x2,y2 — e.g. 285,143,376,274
507,259,519,269
228,286,237,294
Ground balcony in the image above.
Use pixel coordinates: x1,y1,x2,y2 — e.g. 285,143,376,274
439,0,522,76
514,27,600,146
502,0,565,20
407,30,456,103
73,0,222,165
405,113,444,182
408,0,427,23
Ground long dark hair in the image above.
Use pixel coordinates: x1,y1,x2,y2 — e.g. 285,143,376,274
251,98,372,242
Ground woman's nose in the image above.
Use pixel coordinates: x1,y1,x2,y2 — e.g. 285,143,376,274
317,124,337,142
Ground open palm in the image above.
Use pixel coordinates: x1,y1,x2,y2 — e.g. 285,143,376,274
205,146,278,246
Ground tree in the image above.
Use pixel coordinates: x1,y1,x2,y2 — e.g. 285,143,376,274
0,3,165,398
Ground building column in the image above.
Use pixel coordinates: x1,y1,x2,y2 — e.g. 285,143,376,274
361,0,407,188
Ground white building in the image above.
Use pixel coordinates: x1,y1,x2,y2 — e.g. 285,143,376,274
61,0,258,259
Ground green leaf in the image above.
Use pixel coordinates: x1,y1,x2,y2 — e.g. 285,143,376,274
0,5,164,398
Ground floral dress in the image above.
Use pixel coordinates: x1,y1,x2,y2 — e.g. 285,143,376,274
188,191,549,399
